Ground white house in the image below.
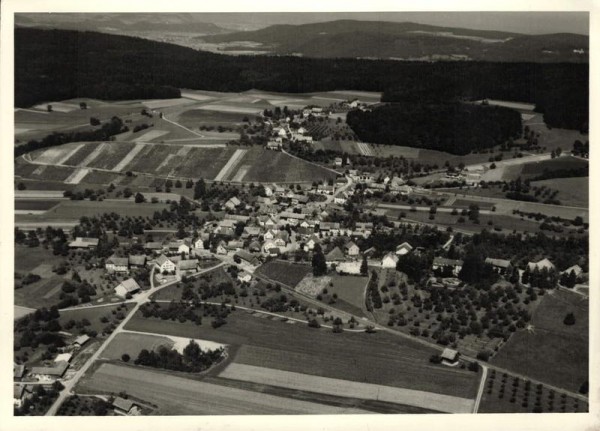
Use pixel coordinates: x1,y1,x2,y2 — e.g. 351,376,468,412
527,258,555,272
194,237,207,250
155,254,176,273
381,253,399,269
237,271,252,283
344,241,360,257
216,241,228,255
396,242,413,256
432,257,463,276
115,278,141,298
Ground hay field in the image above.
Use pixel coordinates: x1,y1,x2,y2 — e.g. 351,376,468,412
77,363,369,415
100,332,175,360
219,363,474,413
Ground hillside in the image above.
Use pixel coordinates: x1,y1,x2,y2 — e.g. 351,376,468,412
203,20,588,63
15,28,588,131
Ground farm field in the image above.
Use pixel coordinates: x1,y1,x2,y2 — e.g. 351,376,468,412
219,363,474,413
14,199,61,211
254,260,312,287
100,332,174,360
125,310,481,400
77,363,370,414
531,177,588,208
14,244,66,274
518,156,588,179
491,289,588,393
325,275,369,316
19,200,169,222
242,149,336,183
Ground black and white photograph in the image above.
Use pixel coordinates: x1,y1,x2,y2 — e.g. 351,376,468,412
1,1,597,429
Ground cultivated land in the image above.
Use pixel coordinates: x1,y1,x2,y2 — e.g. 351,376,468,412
254,260,313,288
77,363,371,415
530,177,588,208
219,363,474,413
125,310,480,400
490,289,588,393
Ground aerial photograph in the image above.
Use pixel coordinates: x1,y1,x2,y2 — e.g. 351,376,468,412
9,7,591,420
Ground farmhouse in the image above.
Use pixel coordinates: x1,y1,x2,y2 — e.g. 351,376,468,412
30,361,69,381
105,255,129,273
128,255,147,268
432,257,463,276
325,247,346,265
73,334,90,348
144,241,164,253
115,278,141,298
168,239,191,255
155,254,176,273
69,237,99,249
194,237,208,250
441,348,460,365
235,250,261,266
527,258,555,272
344,241,360,257
178,259,199,273
216,241,228,255
485,258,512,274
113,397,141,415
54,353,72,364
381,253,399,269
237,271,252,283
224,196,242,210
396,242,413,256
561,264,583,277
334,157,343,167
266,140,282,150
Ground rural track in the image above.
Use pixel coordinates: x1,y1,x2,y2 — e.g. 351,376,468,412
45,262,225,416
250,270,590,404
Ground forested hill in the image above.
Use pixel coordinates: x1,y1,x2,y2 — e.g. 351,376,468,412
15,28,588,131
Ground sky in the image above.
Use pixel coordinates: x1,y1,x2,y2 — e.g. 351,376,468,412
200,12,590,35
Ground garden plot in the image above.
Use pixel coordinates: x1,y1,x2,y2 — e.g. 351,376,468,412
214,149,248,181
133,129,169,142
219,363,474,413
64,168,90,184
295,275,332,297
111,143,148,172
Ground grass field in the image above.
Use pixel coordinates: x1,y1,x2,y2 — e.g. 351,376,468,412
491,289,588,393
125,310,480,399
325,275,369,316
219,363,474,413
519,156,588,178
254,260,312,287
530,177,588,208
100,332,174,360
77,363,370,414
26,200,169,221
242,150,336,183
14,199,61,211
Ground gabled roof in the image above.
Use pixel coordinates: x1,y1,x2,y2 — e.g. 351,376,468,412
128,255,147,266
117,278,141,293
325,246,346,262
235,250,260,265
155,254,173,266
527,258,555,272
113,397,136,412
145,241,164,250
31,361,69,376
345,241,358,250
69,237,99,247
382,252,399,263
441,348,459,361
561,264,583,275
396,242,413,252
74,334,90,346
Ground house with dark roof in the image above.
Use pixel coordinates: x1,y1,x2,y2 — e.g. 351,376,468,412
178,259,199,273
325,247,346,265
30,361,69,380
128,255,147,268
235,250,261,267
432,257,464,276
155,254,176,273
113,397,141,415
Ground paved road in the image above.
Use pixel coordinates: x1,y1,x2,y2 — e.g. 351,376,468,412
473,364,488,413
45,262,224,416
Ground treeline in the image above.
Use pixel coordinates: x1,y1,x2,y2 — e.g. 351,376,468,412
15,116,128,158
15,28,587,131
134,340,224,373
347,103,522,155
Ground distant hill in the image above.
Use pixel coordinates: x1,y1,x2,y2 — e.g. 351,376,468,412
203,20,588,63
15,13,227,35
14,28,588,131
